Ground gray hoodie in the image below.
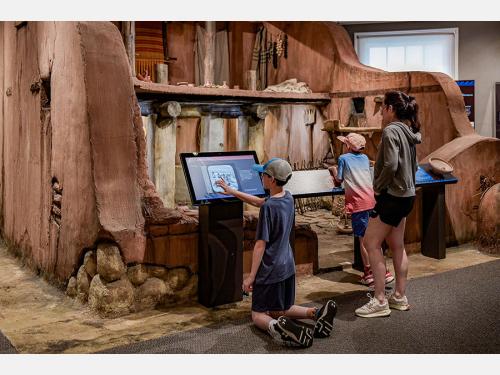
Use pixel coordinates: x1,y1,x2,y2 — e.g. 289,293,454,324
373,122,422,197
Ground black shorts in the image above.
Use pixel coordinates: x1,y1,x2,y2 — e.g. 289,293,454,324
251,274,295,313
370,192,415,227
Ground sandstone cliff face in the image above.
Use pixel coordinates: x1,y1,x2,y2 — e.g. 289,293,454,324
0,21,160,283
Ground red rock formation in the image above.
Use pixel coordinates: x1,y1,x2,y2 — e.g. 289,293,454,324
0,21,181,283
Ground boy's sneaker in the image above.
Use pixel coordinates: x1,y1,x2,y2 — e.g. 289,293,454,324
355,294,391,318
313,300,337,338
385,271,395,284
388,293,410,311
360,271,374,286
271,316,313,348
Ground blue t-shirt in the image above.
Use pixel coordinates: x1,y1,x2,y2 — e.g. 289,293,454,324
254,190,296,285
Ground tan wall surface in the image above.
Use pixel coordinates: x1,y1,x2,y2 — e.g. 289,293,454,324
0,22,153,282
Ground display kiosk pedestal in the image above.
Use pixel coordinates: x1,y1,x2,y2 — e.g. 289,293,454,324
198,201,243,307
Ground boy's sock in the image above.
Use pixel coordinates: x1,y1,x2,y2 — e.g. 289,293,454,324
268,319,283,343
309,307,319,320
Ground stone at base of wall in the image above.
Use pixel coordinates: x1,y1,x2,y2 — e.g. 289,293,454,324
66,244,198,318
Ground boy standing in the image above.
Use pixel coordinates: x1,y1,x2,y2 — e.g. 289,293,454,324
216,158,337,348
330,133,394,286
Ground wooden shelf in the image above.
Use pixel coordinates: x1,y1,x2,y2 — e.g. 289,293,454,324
322,126,382,133
133,78,331,105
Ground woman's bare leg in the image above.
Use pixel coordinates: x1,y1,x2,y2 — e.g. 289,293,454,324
363,216,392,302
386,218,408,297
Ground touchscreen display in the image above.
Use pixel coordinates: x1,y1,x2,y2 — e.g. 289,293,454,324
180,151,266,205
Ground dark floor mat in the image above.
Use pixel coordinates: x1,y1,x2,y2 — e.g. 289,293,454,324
0,330,17,354
99,260,500,354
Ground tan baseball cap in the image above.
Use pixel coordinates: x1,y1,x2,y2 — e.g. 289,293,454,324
337,133,366,152
253,158,293,182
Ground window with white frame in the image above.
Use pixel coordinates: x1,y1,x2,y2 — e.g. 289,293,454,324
354,28,458,79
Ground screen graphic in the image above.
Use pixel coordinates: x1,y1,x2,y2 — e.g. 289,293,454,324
181,151,266,205
207,165,239,193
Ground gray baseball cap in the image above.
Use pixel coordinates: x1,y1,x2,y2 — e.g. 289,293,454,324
252,158,293,182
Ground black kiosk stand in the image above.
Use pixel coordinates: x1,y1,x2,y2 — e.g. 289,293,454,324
180,151,267,308
198,201,243,307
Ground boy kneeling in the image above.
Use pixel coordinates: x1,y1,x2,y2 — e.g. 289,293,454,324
217,158,337,348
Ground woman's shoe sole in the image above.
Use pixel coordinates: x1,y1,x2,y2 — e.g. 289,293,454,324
355,309,391,318
389,303,410,311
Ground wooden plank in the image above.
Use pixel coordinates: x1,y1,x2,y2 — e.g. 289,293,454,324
224,118,239,151
133,78,331,104
203,21,215,85
175,117,200,165
122,21,135,76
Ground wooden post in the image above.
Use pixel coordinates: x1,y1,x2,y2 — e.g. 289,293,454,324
142,115,155,183
154,119,177,208
200,115,224,152
122,21,136,76
237,116,249,150
162,21,169,61
224,118,239,152
248,118,265,163
155,21,169,84
203,21,215,85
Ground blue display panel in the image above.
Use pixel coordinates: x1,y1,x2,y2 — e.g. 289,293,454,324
180,151,266,205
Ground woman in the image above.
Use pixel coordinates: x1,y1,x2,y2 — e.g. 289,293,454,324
355,91,422,318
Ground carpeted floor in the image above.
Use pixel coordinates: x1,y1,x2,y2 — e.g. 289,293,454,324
99,260,500,354
0,331,17,354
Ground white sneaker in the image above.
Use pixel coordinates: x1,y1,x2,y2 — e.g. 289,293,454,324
388,294,410,311
355,293,391,318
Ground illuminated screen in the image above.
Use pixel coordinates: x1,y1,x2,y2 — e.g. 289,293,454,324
180,151,266,205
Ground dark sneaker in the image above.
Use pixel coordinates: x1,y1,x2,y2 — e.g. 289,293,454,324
273,316,313,348
314,300,337,338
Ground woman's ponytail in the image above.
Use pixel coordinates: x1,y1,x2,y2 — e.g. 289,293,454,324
406,95,421,133
384,91,421,133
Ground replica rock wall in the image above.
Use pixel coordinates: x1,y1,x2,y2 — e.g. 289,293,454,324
0,22,318,317
0,21,177,286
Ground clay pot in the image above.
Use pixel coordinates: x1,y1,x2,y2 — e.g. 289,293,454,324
429,157,454,175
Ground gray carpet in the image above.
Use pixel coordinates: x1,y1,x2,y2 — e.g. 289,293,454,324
0,331,17,354
99,260,500,354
